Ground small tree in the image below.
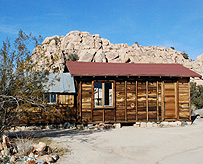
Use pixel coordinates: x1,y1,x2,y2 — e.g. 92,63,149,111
67,53,79,61
0,30,49,136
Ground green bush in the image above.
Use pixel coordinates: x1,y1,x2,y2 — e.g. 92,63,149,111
190,82,203,109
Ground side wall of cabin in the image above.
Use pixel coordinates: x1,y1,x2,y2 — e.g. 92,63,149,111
76,77,191,123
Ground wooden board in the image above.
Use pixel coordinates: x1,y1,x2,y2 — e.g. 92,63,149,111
81,82,92,121
178,81,190,120
116,82,125,121
137,82,147,120
164,82,176,119
126,82,136,121
58,94,74,107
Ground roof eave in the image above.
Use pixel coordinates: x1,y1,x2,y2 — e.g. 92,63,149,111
71,73,201,78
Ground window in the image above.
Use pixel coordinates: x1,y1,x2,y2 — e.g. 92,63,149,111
44,93,57,104
94,82,113,107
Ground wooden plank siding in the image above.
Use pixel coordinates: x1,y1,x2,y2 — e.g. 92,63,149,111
179,79,190,120
76,77,191,123
116,82,125,121
126,82,136,121
58,94,74,107
13,76,192,126
148,81,158,121
164,82,176,119
137,81,147,121
81,82,92,122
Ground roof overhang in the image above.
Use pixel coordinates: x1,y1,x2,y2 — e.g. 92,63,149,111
66,61,202,78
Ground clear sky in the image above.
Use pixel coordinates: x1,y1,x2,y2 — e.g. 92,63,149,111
0,0,203,60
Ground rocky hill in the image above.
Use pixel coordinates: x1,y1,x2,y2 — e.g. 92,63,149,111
32,31,203,84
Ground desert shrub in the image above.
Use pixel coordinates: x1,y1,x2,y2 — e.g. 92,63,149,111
67,53,79,61
181,51,189,59
190,82,203,109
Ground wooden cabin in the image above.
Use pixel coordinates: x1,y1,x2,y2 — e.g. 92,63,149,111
66,61,201,123
13,73,77,126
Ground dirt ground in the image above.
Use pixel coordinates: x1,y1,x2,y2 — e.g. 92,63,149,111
45,118,203,164
10,118,203,164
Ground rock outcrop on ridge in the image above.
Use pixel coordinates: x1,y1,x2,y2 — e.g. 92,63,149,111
32,31,203,84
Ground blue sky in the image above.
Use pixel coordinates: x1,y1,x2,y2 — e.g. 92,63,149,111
0,0,203,60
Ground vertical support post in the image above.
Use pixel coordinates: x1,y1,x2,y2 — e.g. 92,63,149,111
114,81,116,122
136,80,138,121
188,82,191,121
102,83,105,122
125,80,127,121
175,82,177,120
91,81,94,122
156,81,159,121
79,81,82,122
161,81,165,121
146,81,149,121
176,81,179,120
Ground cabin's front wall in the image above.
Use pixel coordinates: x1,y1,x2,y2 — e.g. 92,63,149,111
76,77,191,123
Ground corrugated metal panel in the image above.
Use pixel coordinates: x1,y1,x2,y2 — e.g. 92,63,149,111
66,61,202,78
44,73,75,93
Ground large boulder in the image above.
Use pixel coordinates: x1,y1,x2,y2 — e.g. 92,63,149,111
42,35,59,45
32,31,203,84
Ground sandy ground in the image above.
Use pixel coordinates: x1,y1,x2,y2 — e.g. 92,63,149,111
10,119,203,164
45,118,203,164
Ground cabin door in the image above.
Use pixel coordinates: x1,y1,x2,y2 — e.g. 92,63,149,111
164,82,177,120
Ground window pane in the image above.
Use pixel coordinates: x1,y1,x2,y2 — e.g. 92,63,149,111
94,82,103,106
104,82,113,106
51,93,56,103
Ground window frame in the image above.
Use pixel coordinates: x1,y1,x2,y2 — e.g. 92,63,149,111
44,93,57,104
93,80,115,108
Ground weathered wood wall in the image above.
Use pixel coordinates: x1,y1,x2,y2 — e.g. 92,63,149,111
178,78,190,120
58,94,74,107
77,77,191,123
81,82,92,121
13,94,77,126
13,106,77,126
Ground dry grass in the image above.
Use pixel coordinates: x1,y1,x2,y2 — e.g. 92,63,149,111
15,136,34,156
11,136,69,157
32,137,70,156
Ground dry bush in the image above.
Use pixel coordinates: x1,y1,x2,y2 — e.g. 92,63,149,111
33,137,69,156
15,136,34,156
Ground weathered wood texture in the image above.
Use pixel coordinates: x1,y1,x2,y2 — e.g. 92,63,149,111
77,77,191,123
13,77,191,126
81,82,92,122
126,82,136,121
58,94,74,107
13,106,77,126
164,83,176,119
116,82,125,121
179,80,190,120
137,82,147,121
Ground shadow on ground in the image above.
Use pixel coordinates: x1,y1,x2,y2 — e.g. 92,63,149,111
6,128,112,140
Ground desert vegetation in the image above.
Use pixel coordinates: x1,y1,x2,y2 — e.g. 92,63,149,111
0,30,50,136
190,82,203,109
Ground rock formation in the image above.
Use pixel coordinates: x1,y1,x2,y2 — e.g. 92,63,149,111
32,31,203,84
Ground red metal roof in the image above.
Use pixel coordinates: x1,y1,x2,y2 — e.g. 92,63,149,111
66,61,201,78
